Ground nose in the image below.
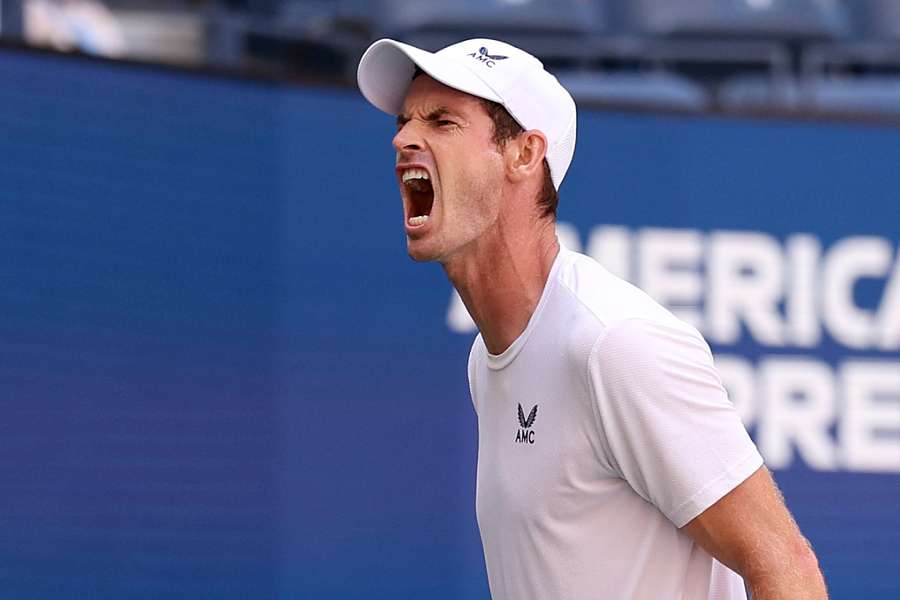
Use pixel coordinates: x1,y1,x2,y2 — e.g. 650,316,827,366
392,120,423,153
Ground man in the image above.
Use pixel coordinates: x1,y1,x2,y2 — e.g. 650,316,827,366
357,38,828,600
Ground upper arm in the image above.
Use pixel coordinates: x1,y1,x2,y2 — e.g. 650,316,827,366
589,319,763,526
590,319,824,594
681,466,820,583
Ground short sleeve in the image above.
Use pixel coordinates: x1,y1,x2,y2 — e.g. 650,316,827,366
587,318,763,528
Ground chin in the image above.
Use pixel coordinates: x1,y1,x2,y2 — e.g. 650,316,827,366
407,246,438,263
406,238,443,263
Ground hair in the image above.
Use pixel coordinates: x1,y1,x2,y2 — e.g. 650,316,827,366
410,67,558,219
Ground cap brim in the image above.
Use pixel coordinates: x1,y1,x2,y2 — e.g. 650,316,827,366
357,39,502,115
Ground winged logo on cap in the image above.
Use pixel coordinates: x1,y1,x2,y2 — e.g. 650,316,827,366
479,47,508,61
517,403,538,429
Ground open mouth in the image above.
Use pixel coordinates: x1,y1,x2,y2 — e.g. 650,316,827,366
401,168,435,227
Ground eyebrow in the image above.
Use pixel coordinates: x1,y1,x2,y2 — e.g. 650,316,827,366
396,106,454,127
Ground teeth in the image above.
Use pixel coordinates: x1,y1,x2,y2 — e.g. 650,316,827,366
408,215,429,226
402,168,430,182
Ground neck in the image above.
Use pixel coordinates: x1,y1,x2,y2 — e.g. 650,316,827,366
443,216,560,356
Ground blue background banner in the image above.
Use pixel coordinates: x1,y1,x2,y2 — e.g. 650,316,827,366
1,48,897,599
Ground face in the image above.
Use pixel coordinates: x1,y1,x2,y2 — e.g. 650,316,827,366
393,75,506,263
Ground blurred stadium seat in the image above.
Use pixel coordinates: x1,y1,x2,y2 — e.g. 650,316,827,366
4,0,900,118
361,0,608,68
368,0,603,38
557,70,710,111
808,76,900,115
717,73,801,110
719,72,900,117
594,0,818,88
628,0,850,40
845,0,900,41
205,0,364,78
803,0,900,78
0,0,26,40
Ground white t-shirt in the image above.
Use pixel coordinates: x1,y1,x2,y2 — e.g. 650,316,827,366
468,247,763,600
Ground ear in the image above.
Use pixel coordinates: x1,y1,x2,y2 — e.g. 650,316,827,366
505,130,548,184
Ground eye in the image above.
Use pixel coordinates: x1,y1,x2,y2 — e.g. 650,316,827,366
436,119,456,127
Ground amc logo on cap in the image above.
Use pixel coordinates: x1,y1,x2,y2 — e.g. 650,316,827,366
467,46,508,68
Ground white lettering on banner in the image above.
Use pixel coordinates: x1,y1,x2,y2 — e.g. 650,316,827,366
555,222,582,257
708,231,785,347
785,234,821,348
638,228,703,330
447,225,900,352
840,362,900,472
822,237,892,349
447,288,474,334
877,256,900,351
757,359,837,470
718,355,900,473
585,225,630,280
445,223,900,473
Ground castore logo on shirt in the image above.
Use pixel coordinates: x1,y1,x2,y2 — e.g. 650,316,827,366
515,403,538,444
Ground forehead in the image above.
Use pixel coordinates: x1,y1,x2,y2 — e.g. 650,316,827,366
399,74,486,118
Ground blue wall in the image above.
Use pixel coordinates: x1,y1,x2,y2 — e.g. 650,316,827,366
1,49,897,599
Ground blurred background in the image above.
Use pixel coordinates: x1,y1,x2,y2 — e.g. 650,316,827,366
7,0,900,113
1,1,898,599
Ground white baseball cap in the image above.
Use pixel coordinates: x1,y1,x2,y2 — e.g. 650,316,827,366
357,38,577,190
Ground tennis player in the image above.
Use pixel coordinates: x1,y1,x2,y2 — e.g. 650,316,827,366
357,38,828,600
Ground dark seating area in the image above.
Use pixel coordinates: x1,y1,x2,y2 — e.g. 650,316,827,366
4,0,900,116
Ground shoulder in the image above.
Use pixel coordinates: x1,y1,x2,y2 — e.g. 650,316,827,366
555,248,685,331
590,318,711,375
553,249,702,367
586,317,723,422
